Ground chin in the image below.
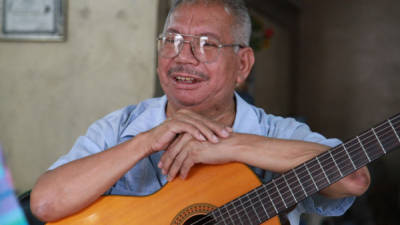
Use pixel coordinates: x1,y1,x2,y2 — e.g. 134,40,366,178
168,93,206,108
175,97,202,107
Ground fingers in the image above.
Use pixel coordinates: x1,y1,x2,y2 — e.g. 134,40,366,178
149,109,232,152
158,133,200,181
166,149,190,181
163,138,198,181
172,109,231,143
179,157,195,180
158,133,192,175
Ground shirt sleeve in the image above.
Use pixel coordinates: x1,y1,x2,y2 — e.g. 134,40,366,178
48,109,124,170
266,116,355,224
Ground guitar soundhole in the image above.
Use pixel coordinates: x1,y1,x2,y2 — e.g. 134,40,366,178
171,203,217,225
183,215,216,225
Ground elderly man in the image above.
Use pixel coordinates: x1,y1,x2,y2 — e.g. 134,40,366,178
31,0,370,224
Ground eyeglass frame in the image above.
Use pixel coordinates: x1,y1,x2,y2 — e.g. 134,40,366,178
157,32,246,63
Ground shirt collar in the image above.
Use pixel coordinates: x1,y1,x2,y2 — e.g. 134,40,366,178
233,92,264,136
120,95,168,138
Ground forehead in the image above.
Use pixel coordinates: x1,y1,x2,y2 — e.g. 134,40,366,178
166,3,234,40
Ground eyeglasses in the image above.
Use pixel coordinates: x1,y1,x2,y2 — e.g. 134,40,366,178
157,32,245,63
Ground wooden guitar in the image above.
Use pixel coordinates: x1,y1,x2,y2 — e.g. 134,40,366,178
47,113,400,225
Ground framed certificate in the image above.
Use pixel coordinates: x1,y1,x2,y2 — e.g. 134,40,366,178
0,0,66,41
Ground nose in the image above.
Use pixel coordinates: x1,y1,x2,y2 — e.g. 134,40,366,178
174,40,199,64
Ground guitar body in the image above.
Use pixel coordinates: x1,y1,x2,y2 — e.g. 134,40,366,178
47,163,281,225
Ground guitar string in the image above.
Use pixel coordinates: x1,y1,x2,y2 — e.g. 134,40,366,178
199,117,400,225
214,118,400,224
214,120,400,224
208,118,398,224
188,116,400,225
193,118,400,225
208,134,400,225
189,117,400,225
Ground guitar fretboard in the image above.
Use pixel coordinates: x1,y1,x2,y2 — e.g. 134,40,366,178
209,113,400,225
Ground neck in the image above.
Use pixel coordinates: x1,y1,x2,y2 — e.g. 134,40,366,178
166,97,237,127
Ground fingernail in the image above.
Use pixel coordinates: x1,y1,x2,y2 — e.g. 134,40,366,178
199,134,206,141
221,129,229,137
212,135,219,143
226,127,233,132
158,162,162,168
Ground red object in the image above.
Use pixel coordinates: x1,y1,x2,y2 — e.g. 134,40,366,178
264,28,274,39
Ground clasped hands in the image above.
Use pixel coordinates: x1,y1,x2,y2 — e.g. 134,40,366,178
144,109,238,182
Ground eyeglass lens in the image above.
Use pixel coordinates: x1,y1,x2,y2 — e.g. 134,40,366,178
158,33,220,63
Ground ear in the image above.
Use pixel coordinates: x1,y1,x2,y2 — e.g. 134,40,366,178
235,47,255,84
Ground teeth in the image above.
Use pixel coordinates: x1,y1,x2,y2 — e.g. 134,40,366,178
176,76,195,82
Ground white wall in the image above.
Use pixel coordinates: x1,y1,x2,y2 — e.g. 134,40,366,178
0,0,159,192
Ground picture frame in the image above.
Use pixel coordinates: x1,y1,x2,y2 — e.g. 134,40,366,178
0,0,67,42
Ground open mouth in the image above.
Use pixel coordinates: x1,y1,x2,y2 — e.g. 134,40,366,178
174,76,198,84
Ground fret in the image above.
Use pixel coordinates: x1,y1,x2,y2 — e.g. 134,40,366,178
293,169,308,197
319,152,341,183
264,184,279,214
239,194,258,225
344,139,369,169
273,179,287,209
255,187,276,217
329,150,344,177
316,156,331,184
304,161,318,190
275,176,296,206
255,187,270,219
391,115,400,135
388,119,400,143
213,207,228,225
359,130,383,160
308,159,330,189
225,202,242,225
247,191,266,224
210,208,220,223
221,203,236,225
372,128,386,154
283,174,298,203
342,143,357,170
232,199,251,225
247,195,262,225
298,167,317,195
267,181,287,211
377,122,400,152
230,201,244,225
357,136,371,162
330,146,354,178
284,170,306,203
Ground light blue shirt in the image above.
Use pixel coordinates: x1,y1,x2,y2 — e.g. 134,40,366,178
49,93,354,225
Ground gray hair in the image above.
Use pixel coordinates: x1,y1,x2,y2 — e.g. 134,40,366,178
163,0,252,46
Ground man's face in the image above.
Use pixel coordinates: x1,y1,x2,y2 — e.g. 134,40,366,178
157,3,243,110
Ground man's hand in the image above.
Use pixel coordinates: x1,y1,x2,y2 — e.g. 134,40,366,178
158,133,234,181
158,133,267,181
143,109,232,155
159,132,371,199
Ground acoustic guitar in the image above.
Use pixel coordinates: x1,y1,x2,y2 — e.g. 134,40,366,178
47,113,400,225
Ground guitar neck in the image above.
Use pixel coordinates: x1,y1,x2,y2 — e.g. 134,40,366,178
209,113,400,225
